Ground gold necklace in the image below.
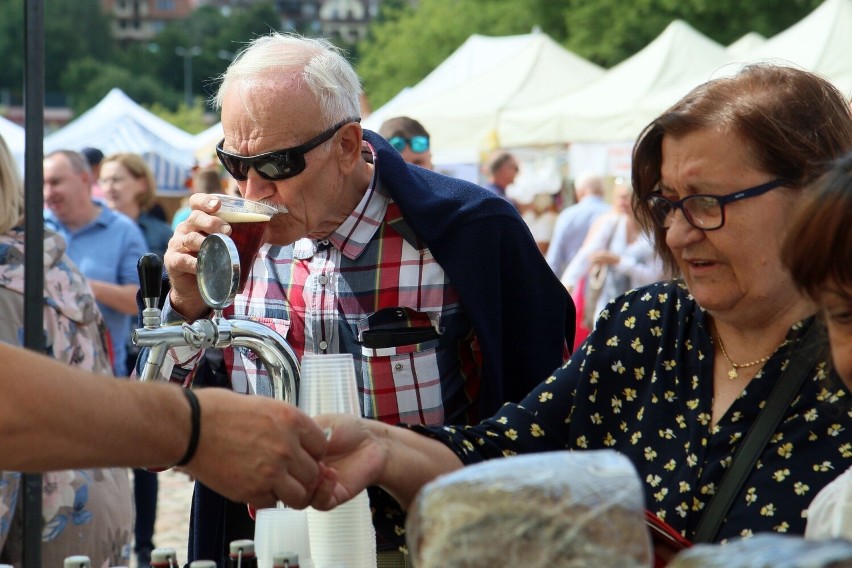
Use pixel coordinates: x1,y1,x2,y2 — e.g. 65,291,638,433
714,331,772,380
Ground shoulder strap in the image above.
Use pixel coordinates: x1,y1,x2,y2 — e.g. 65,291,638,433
692,323,827,543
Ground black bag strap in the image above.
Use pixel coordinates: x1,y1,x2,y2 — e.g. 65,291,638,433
692,322,826,543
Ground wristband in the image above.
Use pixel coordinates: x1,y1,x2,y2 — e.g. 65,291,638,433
176,388,201,467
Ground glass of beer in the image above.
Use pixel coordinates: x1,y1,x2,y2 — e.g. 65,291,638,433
213,194,277,292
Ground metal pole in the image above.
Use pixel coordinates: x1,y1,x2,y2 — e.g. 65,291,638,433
22,0,46,562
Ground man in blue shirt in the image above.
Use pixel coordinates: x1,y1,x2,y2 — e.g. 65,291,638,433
44,149,147,377
546,173,612,278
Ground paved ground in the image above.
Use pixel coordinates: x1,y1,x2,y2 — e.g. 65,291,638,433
130,468,194,567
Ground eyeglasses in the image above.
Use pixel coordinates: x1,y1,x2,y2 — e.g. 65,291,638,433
646,178,787,231
216,118,360,181
388,135,429,153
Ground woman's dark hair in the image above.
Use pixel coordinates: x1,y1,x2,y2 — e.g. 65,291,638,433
631,64,852,275
783,151,852,299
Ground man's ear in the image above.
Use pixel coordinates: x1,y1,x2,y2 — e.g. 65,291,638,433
337,121,364,174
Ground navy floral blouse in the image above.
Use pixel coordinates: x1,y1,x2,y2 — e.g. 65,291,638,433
373,280,852,548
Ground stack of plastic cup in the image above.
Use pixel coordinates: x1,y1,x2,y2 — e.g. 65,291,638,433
254,507,313,568
298,353,376,568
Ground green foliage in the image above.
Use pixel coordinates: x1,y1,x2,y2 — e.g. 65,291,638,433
148,101,210,134
357,0,551,108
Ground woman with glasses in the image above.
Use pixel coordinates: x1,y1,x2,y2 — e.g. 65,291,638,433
276,64,852,557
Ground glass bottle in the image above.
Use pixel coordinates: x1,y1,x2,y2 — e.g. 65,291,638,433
229,539,258,568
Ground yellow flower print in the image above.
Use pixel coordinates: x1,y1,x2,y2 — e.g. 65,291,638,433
804,408,818,422
603,433,616,447
686,399,699,410
774,521,790,533
664,459,676,471
634,367,645,380
611,396,623,413
675,502,688,518
641,292,652,301
663,360,676,370
644,447,658,461
686,453,698,467
684,339,693,351
745,487,757,505
612,361,626,374
698,412,711,426
538,391,554,403
770,432,784,444
620,302,630,313
544,375,556,384
813,461,834,473
623,387,637,401
462,439,475,451
630,431,642,445
658,293,668,303
827,423,843,437
646,474,662,487
659,428,676,440
576,436,588,449
840,443,852,458
606,336,620,347
678,481,691,493
502,449,518,457
777,442,794,459
591,413,603,425
496,416,508,425
700,483,716,496
651,326,663,337
624,316,637,329
631,337,644,353
794,481,810,496
772,469,790,482
760,503,776,517
530,423,544,437
664,390,676,402
654,488,669,502
648,309,661,320
504,429,518,441
675,415,687,429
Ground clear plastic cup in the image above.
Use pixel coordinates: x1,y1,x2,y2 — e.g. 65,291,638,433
213,194,277,292
298,353,361,417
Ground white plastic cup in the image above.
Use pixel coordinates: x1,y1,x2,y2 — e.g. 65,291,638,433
254,507,313,568
298,353,360,417
307,491,376,568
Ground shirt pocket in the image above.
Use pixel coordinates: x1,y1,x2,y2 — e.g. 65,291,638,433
229,316,293,398
356,307,444,425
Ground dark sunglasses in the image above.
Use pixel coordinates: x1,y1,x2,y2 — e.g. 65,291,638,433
216,118,360,181
388,135,429,153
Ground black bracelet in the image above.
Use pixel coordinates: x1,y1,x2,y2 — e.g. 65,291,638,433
176,388,201,467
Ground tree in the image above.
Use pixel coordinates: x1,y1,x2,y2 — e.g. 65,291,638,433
356,0,825,110
357,0,558,108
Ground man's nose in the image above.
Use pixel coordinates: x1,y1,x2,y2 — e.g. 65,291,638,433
241,172,278,202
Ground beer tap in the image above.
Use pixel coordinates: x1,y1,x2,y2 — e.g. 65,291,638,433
132,234,299,404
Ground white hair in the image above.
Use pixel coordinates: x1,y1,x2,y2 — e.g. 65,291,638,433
215,33,362,126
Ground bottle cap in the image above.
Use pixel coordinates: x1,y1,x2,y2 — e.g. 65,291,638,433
229,539,256,558
64,556,92,568
272,552,299,567
189,562,217,568
151,547,179,566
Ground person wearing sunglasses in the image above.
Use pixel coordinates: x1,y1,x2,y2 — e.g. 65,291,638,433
151,33,573,566
378,116,433,170
235,64,852,562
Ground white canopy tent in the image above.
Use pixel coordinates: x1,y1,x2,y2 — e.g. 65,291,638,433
363,32,604,164
736,0,852,94
44,88,197,195
726,32,766,58
0,115,25,175
499,20,730,147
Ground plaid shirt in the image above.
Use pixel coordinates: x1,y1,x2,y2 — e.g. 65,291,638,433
160,156,481,426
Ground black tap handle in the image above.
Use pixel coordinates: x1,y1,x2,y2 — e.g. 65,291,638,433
138,253,164,304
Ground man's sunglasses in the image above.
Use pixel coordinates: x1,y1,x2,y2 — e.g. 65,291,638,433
388,135,430,153
216,118,360,181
